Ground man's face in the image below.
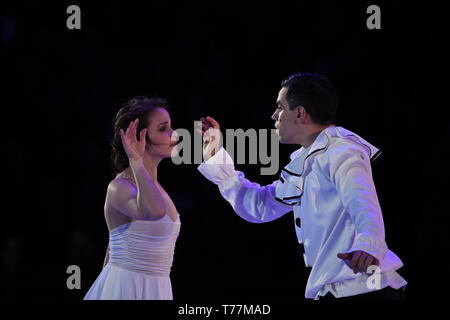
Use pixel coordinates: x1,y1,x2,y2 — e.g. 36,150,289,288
271,87,299,144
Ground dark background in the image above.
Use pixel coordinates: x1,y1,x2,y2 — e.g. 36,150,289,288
1,1,449,300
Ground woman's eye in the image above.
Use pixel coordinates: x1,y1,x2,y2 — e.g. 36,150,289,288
159,127,166,132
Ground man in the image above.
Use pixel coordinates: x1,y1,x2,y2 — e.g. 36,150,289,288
196,73,407,300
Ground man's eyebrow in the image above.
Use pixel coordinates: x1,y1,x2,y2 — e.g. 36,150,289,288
158,121,169,126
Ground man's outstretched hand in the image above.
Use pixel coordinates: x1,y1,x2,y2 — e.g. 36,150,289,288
197,116,222,161
337,251,379,274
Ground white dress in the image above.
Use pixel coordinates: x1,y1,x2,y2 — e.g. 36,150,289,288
84,214,181,300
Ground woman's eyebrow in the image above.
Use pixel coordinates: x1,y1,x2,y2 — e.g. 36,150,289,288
158,121,169,126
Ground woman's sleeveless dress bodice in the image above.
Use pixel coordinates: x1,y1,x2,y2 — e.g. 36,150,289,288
84,215,181,300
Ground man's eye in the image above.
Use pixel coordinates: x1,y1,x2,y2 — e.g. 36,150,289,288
160,127,166,132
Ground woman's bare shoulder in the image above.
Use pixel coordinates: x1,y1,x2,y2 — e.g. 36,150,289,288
107,175,136,195
105,177,134,228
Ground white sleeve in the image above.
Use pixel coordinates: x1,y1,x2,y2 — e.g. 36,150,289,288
328,142,388,262
197,147,292,223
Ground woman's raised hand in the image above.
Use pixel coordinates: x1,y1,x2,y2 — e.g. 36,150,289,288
120,119,148,162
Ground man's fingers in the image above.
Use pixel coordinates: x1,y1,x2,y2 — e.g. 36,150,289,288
338,251,378,274
206,116,220,129
201,123,210,131
357,253,368,273
351,251,362,273
195,128,204,136
364,256,374,273
196,120,206,133
201,118,213,131
337,253,350,260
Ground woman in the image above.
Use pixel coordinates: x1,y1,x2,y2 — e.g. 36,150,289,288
84,96,181,300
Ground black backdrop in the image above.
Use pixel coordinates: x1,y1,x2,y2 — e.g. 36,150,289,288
1,1,449,300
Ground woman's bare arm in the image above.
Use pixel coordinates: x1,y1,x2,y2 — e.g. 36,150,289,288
107,118,165,220
129,158,166,218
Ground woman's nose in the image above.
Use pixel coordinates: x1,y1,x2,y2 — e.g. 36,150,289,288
170,129,178,139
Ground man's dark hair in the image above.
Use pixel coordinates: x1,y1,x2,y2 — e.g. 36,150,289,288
281,72,338,125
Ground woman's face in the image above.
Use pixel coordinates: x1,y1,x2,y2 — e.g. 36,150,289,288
145,108,178,159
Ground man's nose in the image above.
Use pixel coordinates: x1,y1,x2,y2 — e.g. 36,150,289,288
271,110,278,121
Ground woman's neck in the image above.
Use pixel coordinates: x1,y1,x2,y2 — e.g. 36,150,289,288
142,154,160,181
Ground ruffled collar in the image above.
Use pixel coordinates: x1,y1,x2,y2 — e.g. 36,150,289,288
275,126,381,206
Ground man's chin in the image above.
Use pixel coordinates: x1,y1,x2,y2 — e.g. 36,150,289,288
278,136,295,145
276,134,285,144
276,132,286,144
276,130,293,144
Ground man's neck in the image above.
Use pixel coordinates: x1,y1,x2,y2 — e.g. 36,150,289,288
299,124,334,148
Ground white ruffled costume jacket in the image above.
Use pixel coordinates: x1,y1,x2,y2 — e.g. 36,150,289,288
198,125,407,299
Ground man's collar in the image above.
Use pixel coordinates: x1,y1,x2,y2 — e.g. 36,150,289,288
289,125,381,162
289,125,333,161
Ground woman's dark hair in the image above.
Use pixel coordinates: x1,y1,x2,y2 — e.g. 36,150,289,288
281,72,338,125
111,96,170,173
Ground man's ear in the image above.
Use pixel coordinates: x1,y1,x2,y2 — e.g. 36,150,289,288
296,106,305,119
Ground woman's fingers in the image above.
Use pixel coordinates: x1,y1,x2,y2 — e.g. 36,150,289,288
125,119,135,140
125,119,138,143
124,122,131,139
123,119,140,147
139,128,147,143
119,119,147,160
120,129,126,143
132,119,138,141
